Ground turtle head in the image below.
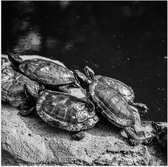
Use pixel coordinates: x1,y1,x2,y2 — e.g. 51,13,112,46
152,122,167,150
73,69,91,90
8,53,23,67
84,66,95,80
152,121,163,134
24,84,45,102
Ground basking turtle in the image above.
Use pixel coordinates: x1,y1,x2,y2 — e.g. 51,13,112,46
152,122,167,152
20,85,99,140
74,67,150,145
82,66,148,114
8,54,77,90
1,66,42,111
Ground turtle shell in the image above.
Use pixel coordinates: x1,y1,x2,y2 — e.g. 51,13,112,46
19,58,75,86
1,66,40,108
36,90,99,131
89,81,136,128
94,75,135,103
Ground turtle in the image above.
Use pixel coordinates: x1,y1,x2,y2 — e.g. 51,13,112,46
20,84,99,141
1,66,42,112
82,66,148,114
151,121,167,153
73,67,151,145
8,53,77,90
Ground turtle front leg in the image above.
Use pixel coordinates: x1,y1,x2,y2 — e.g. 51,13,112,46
131,102,148,114
19,103,35,116
71,131,85,141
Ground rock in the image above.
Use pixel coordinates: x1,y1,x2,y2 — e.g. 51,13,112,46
2,104,167,166
1,54,167,165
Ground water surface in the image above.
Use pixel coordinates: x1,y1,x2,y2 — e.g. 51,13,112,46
2,1,167,122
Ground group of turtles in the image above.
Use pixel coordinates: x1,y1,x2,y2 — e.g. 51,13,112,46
1,54,167,148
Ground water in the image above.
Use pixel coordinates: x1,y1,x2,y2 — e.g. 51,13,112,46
2,1,167,122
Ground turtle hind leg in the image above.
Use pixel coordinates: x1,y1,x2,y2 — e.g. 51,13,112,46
124,127,140,146
71,131,85,141
136,130,154,145
125,127,155,146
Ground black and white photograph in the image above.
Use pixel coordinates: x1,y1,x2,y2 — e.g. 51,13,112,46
1,1,167,166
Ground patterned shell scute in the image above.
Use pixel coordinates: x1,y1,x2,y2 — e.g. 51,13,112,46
1,66,39,107
95,75,135,102
19,59,75,85
36,91,98,131
93,83,135,127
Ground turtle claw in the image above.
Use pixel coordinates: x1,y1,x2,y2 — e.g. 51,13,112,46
142,136,155,145
19,107,35,116
19,110,30,116
71,131,85,141
127,139,140,146
131,102,148,114
132,102,148,114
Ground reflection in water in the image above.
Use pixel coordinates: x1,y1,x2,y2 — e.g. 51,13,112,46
2,1,167,122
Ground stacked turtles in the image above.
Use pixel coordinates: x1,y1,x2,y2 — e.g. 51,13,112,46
1,55,41,112
2,54,98,140
1,53,161,145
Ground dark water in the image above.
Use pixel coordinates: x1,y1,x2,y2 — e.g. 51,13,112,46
2,1,167,122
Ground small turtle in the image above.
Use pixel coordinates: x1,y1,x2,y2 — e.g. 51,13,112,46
80,66,148,114
8,54,77,90
1,66,42,111
74,67,150,145
152,121,167,152
20,85,99,140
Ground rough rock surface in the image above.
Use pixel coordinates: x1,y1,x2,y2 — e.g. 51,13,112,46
1,104,167,166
